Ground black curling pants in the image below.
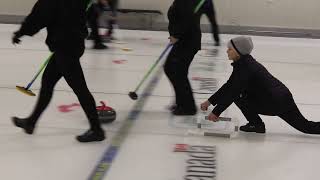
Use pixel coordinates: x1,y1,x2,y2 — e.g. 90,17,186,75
234,94,320,134
201,0,219,43
27,51,102,131
164,43,198,110
87,4,103,45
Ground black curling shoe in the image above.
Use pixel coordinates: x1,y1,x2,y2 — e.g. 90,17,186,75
12,117,35,134
76,129,105,143
240,123,266,133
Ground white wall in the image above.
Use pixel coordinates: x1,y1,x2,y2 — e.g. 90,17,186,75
0,0,37,15
1,0,319,30
220,0,320,29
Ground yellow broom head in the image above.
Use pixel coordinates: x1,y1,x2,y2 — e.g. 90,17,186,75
16,86,36,96
121,47,133,51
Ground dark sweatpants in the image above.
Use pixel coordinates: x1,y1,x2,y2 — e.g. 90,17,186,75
87,4,103,45
107,18,116,36
27,51,101,131
201,0,219,43
164,44,198,110
106,0,118,36
235,94,320,134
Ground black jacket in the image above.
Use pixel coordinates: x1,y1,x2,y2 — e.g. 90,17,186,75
108,0,118,14
88,0,118,19
167,0,201,50
209,55,292,116
15,0,90,54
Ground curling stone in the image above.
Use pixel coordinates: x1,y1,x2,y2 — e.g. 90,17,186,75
96,101,116,124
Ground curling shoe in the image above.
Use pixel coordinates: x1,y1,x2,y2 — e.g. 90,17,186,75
12,117,35,134
76,128,105,143
240,122,266,133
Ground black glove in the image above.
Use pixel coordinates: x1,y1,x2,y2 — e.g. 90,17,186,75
12,31,22,45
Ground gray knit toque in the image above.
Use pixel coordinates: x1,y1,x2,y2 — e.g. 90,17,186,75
228,36,254,55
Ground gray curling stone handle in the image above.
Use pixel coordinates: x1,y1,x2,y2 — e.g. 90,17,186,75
205,116,231,122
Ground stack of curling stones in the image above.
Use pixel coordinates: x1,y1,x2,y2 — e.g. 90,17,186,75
96,101,116,123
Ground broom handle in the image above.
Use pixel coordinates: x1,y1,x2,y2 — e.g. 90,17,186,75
194,0,206,13
26,53,53,89
133,43,172,92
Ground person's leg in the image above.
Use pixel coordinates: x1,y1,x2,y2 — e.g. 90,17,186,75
279,96,320,134
55,52,104,142
204,2,220,45
12,54,62,134
106,0,118,38
164,46,180,109
107,18,116,37
234,95,266,133
174,50,197,113
164,46,197,115
87,5,107,49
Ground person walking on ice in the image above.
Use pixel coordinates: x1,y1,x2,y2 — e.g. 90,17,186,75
164,0,202,115
11,0,105,142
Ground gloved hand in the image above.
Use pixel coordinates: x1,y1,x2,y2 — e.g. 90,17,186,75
12,31,22,45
